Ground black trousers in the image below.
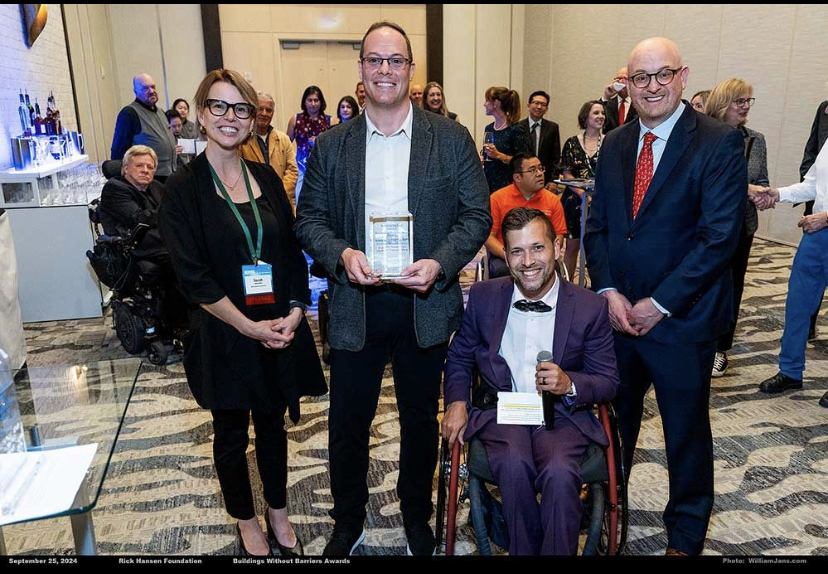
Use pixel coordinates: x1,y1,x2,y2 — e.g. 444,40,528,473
718,230,754,352
612,335,716,555
328,289,447,527
211,406,288,520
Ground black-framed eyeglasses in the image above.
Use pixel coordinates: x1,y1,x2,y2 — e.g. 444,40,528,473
205,99,255,119
517,165,546,175
630,67,684,89
361,56,412,70
733,97,756,108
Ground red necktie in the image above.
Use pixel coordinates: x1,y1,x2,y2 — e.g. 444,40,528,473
632,132,657,218
618,100,626,126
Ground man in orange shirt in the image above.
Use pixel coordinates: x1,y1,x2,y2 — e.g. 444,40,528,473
486,153,567,278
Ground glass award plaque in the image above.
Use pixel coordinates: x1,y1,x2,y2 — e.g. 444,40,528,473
368,212,413,279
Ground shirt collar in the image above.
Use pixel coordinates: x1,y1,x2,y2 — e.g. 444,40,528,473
639,101,686,143
510,272,561,309
257,125,273,140
365,102,414,143
529,117,542,128
134,98,157,113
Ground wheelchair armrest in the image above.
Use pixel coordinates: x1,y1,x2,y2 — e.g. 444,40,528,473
125,223,150,247
97,234,124,245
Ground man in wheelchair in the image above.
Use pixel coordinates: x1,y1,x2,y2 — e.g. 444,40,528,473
97,145,187,331
442,207,619,555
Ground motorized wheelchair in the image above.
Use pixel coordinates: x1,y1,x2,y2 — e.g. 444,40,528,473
435,376,628,556
85,160,179,365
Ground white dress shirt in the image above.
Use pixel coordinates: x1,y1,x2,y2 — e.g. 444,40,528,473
364,103,413,261
499,278,560,394
779,139,828,213
636,102,686,174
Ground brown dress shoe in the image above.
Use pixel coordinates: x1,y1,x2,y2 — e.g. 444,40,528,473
665,548,689,556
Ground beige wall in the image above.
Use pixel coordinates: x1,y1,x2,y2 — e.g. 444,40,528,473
219,4,427,131
523,3,828,245
444,4,525,146
65,4,207,162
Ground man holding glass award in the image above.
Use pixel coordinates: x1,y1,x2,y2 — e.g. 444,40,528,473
296,21,491,556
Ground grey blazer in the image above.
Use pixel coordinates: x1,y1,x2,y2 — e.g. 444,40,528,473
295,106,492,352
742,126,769,236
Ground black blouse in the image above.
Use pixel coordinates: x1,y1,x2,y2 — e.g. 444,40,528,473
158,153,326,420
483,123,528,194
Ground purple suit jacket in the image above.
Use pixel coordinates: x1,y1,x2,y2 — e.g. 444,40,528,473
444,276,619,446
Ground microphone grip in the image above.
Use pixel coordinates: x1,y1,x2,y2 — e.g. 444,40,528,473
542,391,555,429
536,350,556,430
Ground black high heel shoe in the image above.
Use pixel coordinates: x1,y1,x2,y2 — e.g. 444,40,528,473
266,509,304,557
236,523,272,556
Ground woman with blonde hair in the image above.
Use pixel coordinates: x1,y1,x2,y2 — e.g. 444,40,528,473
422,82,458,122
704,78,768,378
482,86,528,193
158,69,326,556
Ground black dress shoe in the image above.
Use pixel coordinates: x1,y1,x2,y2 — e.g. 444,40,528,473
266,509,304,557
323,524,366,556
404,521,436,556
820,390,828,408
758,372,803,394
236,523,272,556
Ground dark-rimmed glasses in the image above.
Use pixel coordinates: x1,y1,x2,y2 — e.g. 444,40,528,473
517,165,546,175
630,67,684,89
361,57,412,70
733,97,756,108
205,99,255,119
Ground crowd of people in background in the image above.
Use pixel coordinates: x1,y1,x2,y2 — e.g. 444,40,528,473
103,19,828,559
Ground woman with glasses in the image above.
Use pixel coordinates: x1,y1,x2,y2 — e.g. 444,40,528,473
704,78,768,378
559,101,606,280
690,90,711,113
335,95,359,124
158,69,327,557
483,86,528,194
423,82,458,122
286,86,331,201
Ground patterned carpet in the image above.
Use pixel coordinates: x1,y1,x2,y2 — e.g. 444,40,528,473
3,238,828,556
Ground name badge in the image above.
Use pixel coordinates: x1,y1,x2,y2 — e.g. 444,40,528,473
496,392,544,426
242,261,275,306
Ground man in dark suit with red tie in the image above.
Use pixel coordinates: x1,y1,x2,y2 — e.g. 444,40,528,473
601,67,639,133
584,37,747,555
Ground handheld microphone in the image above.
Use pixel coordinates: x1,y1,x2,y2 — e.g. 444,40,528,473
536,350,555,429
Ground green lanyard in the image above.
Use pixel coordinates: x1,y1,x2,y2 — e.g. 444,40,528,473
209,160,263,264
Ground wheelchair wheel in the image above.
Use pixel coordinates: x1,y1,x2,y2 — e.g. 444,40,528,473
435,440,449,552
581,482,606,555
147,340,168,366
115,304,145,355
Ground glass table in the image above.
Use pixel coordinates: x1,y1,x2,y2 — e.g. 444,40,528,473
0,358,142,555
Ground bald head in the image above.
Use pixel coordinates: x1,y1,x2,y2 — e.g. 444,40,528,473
133,74,158,107
410,84,424,106
627,37,688,128
628,37,682,70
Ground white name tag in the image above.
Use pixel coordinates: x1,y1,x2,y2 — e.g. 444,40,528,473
242,261,273,295
496,392,544,426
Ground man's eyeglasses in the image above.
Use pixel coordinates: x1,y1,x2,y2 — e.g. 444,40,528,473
630,67,684,89
517,165,546,175
733,97,756,108
361,56,412,70
205,99,255,119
